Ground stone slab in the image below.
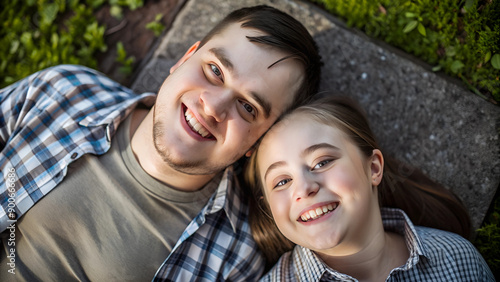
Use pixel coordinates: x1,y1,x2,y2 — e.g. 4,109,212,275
132,0,500,230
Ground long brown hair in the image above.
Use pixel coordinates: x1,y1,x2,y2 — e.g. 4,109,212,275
244,96,471,268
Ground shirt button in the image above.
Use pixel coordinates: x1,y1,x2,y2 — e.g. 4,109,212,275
7,211,17,220
71,152,78,159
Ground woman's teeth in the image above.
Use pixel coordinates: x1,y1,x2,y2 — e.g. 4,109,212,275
300,203,338,222
185,110,210,138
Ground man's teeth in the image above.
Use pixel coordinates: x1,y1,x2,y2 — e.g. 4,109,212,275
300,203,338,222
185,111,210,138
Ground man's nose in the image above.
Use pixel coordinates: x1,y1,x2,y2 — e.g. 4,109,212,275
293,172,320,201
199,89,232,122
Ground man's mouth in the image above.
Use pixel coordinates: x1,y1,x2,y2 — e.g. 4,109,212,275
298,202,339,222
184,107,214,139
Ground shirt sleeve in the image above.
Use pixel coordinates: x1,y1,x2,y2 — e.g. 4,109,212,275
0,74,36,150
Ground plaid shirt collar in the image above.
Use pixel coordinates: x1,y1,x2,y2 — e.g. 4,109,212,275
283,208,430,281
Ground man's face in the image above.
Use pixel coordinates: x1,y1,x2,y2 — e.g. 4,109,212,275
152,22,304,175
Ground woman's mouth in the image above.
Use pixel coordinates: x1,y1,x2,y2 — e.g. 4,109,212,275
298,202,339,222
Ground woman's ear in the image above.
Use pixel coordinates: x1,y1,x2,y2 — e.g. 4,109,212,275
170,41,201,74
370,149,384,186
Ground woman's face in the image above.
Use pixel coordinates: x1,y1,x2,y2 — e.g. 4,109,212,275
257,113,383,256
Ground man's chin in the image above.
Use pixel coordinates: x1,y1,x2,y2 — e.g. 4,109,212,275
167,159,229,176
156,146,228,176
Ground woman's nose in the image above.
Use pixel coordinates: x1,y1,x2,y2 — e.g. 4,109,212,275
293,172,320,201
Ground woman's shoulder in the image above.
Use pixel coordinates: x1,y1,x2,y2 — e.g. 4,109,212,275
415,225,474,250
414,226,494,280
260,246,326,282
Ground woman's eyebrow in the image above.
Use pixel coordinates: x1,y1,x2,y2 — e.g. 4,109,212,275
301,143,339,158
264,161,287,182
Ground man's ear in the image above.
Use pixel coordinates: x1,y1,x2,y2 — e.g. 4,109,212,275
370,149,384,186
170,41,201,74
245,148,255,158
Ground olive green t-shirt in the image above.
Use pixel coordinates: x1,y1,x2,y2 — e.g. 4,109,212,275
0,114,219,281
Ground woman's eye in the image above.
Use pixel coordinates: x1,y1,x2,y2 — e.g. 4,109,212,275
312,160,332,170
274,178,291,189
210,64,223,80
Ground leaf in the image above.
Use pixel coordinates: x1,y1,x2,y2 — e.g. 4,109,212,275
446,46,457,57
403,20,418,33
41,3,59,25
450,60,464,73
417,23,426,36
492,54,500,70
9,40,20,55
110,5,123,19
464,0,474,10
51,33,59,49
116,41,126,61
485,51,492,63
405,12,416,18
432,65,442,72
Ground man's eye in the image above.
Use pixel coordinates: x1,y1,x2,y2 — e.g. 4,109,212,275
243,102,255,114
210,64,222,79
238,100,257,120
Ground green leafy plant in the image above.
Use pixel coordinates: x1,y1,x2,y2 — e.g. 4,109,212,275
0,0,148,87
115,41,135,75
0,0,107,87
146,14,165,37
313,0,500,103
403,12,426,36
109,0,144,19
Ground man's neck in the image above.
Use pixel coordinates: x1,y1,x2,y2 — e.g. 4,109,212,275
129,108,215,191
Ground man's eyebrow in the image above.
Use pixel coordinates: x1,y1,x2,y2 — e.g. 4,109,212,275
209,48,233,72
264,161,287,182
301,143,339,158
250,91,272,118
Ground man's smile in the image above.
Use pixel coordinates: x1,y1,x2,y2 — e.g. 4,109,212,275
182,104,215,140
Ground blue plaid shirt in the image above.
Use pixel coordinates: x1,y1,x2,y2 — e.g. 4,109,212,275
262,208,494,281
0,65,265,281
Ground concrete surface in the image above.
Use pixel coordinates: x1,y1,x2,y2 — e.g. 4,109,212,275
131,0,500,230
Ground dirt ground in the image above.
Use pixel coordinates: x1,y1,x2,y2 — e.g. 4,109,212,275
95,0,187,87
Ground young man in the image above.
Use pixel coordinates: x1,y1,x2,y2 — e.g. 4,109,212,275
0,5,321,281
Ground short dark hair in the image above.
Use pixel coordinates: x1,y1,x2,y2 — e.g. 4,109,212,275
199,5,322,112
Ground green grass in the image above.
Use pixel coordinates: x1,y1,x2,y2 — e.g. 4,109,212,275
311,0,500,104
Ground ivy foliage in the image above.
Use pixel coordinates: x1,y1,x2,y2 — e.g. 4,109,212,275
313,0,500,103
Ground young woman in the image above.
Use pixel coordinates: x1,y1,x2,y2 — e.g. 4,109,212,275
245,96,494,281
